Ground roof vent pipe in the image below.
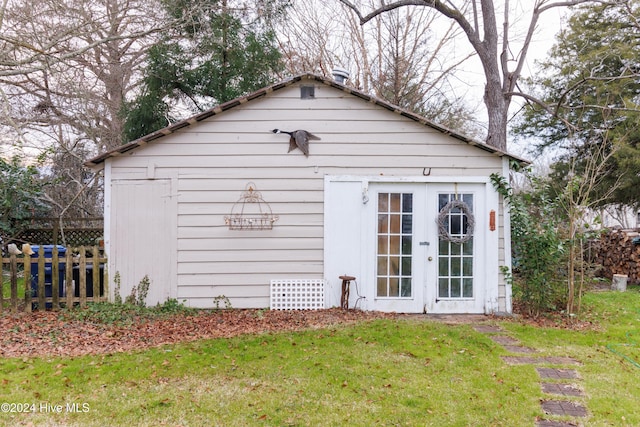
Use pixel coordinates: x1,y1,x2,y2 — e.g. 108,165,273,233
332,67,349,84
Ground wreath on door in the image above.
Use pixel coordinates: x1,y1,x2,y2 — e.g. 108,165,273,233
437,199,475,243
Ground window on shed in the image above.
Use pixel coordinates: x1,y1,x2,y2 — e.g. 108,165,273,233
300,86,315,99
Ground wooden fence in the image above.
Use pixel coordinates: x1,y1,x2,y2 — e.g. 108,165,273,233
0,246,107,312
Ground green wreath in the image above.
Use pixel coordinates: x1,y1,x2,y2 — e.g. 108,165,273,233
437,199,475,243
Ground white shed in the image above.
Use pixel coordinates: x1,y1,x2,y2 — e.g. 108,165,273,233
86,73,527,314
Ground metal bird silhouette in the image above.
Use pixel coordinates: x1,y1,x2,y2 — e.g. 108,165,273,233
272,129,321,156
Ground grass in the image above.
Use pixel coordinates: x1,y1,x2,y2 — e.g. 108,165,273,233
0,288,639,426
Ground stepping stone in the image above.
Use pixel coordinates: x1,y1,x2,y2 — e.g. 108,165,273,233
542,357,581,365
489,335,520,345
503,356,581,365
473,325,504,333
537,368,580,379
541,382,584,397
541,400,588,417
503,345,538,354
502,356,540,364
536,420,579,427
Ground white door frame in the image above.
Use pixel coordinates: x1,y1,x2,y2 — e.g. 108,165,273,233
324,175,500,314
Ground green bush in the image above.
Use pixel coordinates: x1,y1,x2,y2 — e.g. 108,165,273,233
492,173,567,316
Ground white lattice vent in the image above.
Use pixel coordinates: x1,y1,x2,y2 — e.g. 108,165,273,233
270,279,325,310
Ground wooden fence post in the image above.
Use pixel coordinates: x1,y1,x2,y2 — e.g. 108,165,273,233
79,246,87,308
52,246,60,310
0,257,3,314
92,246,100,302
65,249,73,308
37,250,45,310
10,254,18,312
24,253,32,313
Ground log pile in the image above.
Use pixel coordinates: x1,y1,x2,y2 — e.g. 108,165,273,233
595,228,640,284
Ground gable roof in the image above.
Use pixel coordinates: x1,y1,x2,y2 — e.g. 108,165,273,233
85,73,529,167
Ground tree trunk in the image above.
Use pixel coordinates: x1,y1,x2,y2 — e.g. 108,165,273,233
484,75,509,151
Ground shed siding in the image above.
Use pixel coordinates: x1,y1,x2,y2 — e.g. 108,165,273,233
107,81,506,309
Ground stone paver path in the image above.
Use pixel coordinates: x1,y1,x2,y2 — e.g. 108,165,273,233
541,383,584,397
537,368,580,380
502,356,581,365
541,400,588,417
535,420,579,427
472,323,588,426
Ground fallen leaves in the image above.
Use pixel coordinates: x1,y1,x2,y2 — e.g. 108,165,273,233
0,308,396,358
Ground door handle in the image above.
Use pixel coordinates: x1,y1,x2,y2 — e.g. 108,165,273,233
428,256,433,261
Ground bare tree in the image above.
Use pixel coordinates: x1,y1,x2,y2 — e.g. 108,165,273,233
337,0,609,151
277,0,483,137
0,0,167,217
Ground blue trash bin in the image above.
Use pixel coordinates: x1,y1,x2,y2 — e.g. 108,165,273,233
30,245,66,307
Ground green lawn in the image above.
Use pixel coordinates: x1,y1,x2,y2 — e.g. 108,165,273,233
0,288,638,426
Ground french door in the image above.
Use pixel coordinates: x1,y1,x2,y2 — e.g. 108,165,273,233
369,183,485,313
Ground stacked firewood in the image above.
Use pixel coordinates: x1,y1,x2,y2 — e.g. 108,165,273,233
595,228,640,284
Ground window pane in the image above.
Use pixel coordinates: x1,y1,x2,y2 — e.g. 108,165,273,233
390,193,401,212
378,193,388,211
439,240,449,255
463,257,473,276
463,194,473,209
401,278,412,297
438,257,449,276
451,243,461,256
402,194,413,212
390,257,400,275
438,194,449,209
439,278,449,298
451,278,461,297
377,256,388,275
402,236,412,255
451,258,461,276
378,236,388,254
378,214,388,233
389,278,399,296
402,256,412,276
390,235,400,254
390,214,400,233
463,278,473,298
402,215,412,234
451,215,461,235
377,277,388,297
463,240,473,255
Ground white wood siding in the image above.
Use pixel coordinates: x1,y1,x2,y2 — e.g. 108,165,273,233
106,80,506,309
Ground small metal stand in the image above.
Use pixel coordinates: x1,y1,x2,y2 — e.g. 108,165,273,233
339,275,356,309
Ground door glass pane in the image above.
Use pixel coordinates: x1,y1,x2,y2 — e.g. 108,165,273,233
376,192,413,298
390,235,400,254
451,278,461,297
402,236,412,254
438,278,448,297
378,235,388,253
402,194,413,212
401,278,412,297
378,214,388,233
437,193,474,299
463,278,473,298
390,193,401,212
377,277,387,296
389,278,399,296
402,256,412,276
